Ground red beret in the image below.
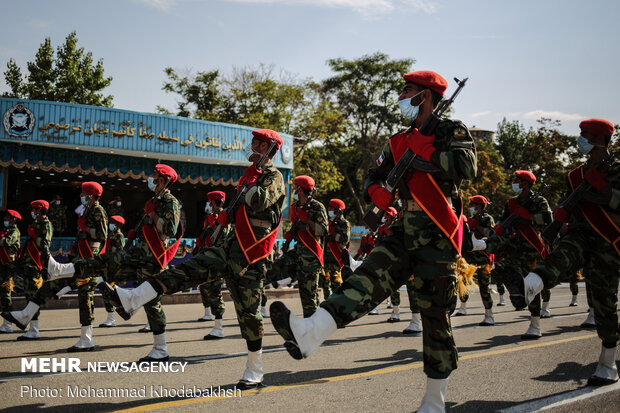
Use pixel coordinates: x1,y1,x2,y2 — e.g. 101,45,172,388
386,207,397,218
579,118,615,137
110,215,125,225
155,164,178,183
329,199,346,210
403,70,448,96
294,175,315,190
252,129,283,149
469,195,488,206
207,191,226,201
31,200,49,210
6,210,22,221
515,170,536,185
82,181,103,196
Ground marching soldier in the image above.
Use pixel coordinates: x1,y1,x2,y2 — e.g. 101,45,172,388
5,183,107,351
269,70,478,412
48,195,67,236
98,215,126,328
0,200,52,340
196,190,231,341
487,170,553,338
107,196,124,218
515,119,619,386
322,199,350,300
45,165,181,361
268,175,328,317
458,195,496,326
51,130,285,390
0,210,21,333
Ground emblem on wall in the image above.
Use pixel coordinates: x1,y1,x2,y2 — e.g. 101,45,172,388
281,141,292,164
3,103,35,137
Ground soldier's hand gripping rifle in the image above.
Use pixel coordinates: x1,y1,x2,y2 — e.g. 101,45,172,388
496,184,550,236
209,140,277,247
362,77,468,231
542,153,617,244
124,178,172,249
282,193,314,253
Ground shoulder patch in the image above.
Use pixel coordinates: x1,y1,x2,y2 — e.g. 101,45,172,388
454,127,467,139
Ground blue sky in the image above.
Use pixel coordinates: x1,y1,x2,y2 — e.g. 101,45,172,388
1,0,618,135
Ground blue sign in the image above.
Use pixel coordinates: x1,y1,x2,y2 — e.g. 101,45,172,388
0,98,294,170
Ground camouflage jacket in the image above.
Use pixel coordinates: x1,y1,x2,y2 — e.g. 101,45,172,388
0,224,20,257
464,211,495,264
152,191,181,239
328,214,350,249
241,161,286,227
366,119,477,204
80,202,108,244
30,217,54,249
202,207,231,247
292,198,328,246
497,192,552,249
106,229,126,253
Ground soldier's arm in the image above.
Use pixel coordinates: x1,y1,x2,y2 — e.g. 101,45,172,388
309,203,328,237
435,121,477,181
156,198,180,238
89,207,108,242
607,163,620,210
364,143,395,203
245,169,285,212
532,197,552,227
481,214,495,237
41,221,53,248
338,221,351,246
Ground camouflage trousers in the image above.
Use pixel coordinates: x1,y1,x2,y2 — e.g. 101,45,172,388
534,227,620,347
569,271,581,296
146,231,272,342
199,277,225,319
390,277,420,313
103,295,116,313
459,266,494,309
1,257,45,320
0,276,13,312
269,248,321,318
76,246,167,335
320,210,459,379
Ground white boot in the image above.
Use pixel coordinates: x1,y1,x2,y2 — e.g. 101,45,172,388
140,332,169,361
288,307,337,359
521,316,541,340
387,306,400,323
369,307,379,315
523,272,544,305
418,377,448,413
403,313,422,334
540,301,551,318
0,318,13,333
454,301,467,316
278,277,292,288
204,319,224,340
99,312,116,327
479,308,494,326
56,285,72,298
69,325,95,352
4,301,39,330
569,295,578,306
197,306,214,321
238,349,264,389
18,319,40,340
47,256,75,281
588,344,619,386
116,282,158,315
260,306,269,318
497,294,506,306
581,308,596,328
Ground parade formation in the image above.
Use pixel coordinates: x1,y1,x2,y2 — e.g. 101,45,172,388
1,69,618,413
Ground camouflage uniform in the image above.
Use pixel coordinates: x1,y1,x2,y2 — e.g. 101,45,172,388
48,200,68,236
322,213,350,299
106,198,124,218
74,191,180,335
0,224,20,312
390,277,420,313
198,207,231,320
101,228,125,313
533,160,620,347
569,270,581,296
269,198,328,317
320,120,477,379
486,192,552,315
35,202,108,326
119,162,285,342
0,218,53,321
462,211,495,309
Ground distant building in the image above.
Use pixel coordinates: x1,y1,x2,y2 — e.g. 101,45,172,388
469,127,495,142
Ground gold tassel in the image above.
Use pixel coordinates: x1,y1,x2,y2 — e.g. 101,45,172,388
34,276,43,290
76,277,92,287
456,257,478,300
1,278,15,292
332,270,343,284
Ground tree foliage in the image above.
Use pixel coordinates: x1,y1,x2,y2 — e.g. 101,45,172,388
2,31,113,106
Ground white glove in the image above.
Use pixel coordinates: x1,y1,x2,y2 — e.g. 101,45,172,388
471,234,487,251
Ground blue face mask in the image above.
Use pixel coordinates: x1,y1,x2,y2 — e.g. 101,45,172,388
3,221,9,228
328,211,336,219
398,90,425,120
577,135,595,155
80,196,88,205
292,191,298,201
512,183,523,194
147,177,157,191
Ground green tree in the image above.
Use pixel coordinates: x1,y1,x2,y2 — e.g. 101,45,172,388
2,31,113,106
157,67,222,119
494,117,528,171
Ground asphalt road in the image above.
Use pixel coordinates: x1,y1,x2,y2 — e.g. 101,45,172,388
0,283,618,412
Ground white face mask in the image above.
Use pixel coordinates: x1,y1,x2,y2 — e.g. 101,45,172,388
577,135,595,155
381,216,387,224
292,191,298,201
31,211,38,220
3,221,9,228
512,183,523,194
147,176,157,191
398,90,425,120
109,223,116,231
116,201,121,206
469,207,477,215
244,144,257,161
328,211,335,219
205,203,213,213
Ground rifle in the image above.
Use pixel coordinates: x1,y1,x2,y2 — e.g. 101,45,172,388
209,140,277,246
542,153,617,244
282,194,314,253
124,178,172,249
363,77,468,231
496,184,551,236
